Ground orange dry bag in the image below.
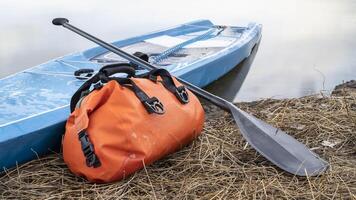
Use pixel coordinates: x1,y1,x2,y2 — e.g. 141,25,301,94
63,63,205,183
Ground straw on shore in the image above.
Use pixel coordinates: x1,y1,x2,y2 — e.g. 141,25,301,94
1,83,355,199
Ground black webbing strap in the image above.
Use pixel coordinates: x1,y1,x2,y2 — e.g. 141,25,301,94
112,77,165,114
74,68,95,80
130,52,149,70
145,69,189,104
78,130,101,167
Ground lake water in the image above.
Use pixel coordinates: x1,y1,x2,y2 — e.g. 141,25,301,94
0,0,355,102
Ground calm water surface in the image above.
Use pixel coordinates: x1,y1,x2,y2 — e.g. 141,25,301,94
0,0,355,101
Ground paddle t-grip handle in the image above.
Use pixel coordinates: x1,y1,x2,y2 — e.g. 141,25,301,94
52,18,69,26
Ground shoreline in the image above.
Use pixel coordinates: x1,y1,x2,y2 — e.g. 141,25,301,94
1,81,355,199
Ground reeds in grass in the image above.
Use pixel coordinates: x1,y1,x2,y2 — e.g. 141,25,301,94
1,89,355,199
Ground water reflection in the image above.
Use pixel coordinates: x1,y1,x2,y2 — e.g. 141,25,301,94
0,0,355,101
205,43,259,102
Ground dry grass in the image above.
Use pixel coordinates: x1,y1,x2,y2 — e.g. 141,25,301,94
0,89,355,199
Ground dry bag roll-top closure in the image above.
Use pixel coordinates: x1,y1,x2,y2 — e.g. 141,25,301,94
63,63,205,183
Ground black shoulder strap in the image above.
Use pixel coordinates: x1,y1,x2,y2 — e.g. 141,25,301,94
130,52,149,69
112,78,165,114
70,73,105,112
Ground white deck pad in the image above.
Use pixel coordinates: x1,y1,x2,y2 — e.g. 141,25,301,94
145,35,184,48
144,35,233,48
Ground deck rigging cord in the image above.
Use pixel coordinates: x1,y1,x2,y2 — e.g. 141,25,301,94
24,60,108,79
32,27,227,78
55,59,81,69
151,27,225,64
182,24,245,38
24,71,95,80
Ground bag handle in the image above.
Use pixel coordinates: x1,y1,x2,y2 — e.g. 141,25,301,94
145,69,189,104
72,77,165,168
72,77,165,169
70,63,136,112
99,63,136,77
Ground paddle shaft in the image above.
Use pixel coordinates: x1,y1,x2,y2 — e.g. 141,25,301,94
59,21,231,112
53,18,329,176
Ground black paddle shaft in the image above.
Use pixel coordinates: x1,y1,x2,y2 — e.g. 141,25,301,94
52,18,328,176
52,18,231,112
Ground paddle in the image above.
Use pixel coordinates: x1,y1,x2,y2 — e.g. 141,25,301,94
52,18,328,176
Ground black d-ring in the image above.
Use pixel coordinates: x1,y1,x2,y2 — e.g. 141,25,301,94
113,78,165,115
175,86,189,104
143,97,165,114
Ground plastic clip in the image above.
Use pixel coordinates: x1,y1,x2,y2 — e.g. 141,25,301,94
89,80,104,92
175,86,189,104
78,130,101,168
143,97,165,114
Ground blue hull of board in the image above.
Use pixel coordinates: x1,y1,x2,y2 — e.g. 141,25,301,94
0,20,261,170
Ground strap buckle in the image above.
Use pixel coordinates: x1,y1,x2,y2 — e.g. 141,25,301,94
175,86,189,104
143,97,165,114
78,130,101,168
89,80,104,92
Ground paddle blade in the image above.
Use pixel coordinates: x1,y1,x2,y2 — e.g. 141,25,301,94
228,103,328,176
